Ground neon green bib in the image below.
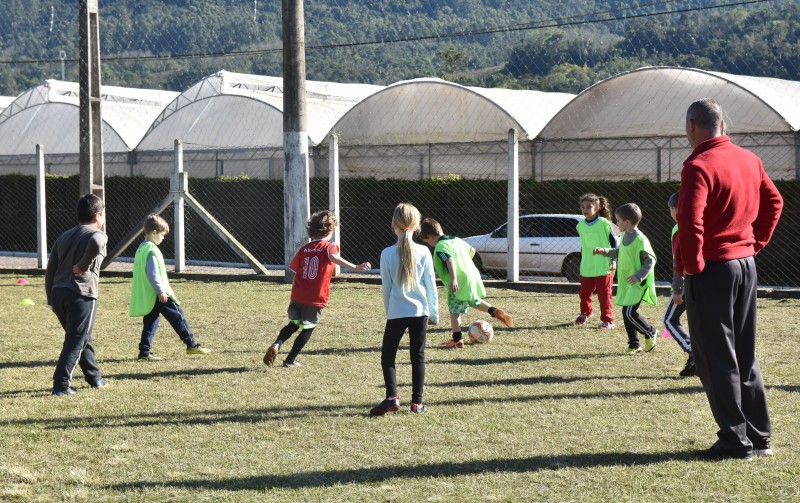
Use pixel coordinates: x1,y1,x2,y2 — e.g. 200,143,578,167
577,217,614,277
130,241,178,317
615,233,657,307
433,236,486,303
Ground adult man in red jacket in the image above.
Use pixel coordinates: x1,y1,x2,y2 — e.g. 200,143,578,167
678,98,783,461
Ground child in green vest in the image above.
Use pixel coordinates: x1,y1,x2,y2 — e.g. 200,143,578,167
130,214,211,360
593,203,658,354
419,217,513,348
575,193,618,329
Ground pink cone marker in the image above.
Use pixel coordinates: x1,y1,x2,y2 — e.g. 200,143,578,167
662,328,671,339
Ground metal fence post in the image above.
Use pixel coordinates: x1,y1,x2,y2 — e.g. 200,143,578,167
36,144,47,268
507,129,519,283
329,134,341,276
173,139,186,272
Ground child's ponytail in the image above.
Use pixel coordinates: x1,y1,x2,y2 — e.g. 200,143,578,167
392,203,421,289
597,196,612,220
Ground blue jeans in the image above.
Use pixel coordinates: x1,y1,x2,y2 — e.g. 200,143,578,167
139,298,196,354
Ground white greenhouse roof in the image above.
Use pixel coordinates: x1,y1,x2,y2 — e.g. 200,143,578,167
540,67,800,140
0,80,177,155
137,70,384,151
327,78,575,145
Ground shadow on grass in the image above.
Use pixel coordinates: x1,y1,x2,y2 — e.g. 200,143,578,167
105,450,686,491
0,357,140,370
300,346,384,356
2,384,707,429
108,366,252,381
430,374,689,389
434,353,619,366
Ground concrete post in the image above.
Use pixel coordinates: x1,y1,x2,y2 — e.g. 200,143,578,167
283,0,310,283
329,134,341,276
36,144,47,268
507,129,519,283
173,140,186,272
78,0,104,213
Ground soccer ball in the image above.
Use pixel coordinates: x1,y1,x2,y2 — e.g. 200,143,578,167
468,320,494,344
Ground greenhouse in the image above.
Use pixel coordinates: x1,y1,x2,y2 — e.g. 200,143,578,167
0,80,177,176
323,78,575,180
133,70,384,179
536,66,800,182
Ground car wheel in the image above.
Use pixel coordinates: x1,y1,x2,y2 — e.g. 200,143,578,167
562,254,581,282
473,253,486,275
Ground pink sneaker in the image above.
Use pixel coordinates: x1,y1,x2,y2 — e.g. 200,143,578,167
575,312,593,325
600,321,616,329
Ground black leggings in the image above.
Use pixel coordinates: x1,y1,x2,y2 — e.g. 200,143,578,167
381,316,428,404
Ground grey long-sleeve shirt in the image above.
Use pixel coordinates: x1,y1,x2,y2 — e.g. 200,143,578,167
45,224,107,304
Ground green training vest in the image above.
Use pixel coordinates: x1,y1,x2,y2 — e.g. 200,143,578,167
615,232,657,307
433,236,486,303
577,217,614,277
130,241,178,317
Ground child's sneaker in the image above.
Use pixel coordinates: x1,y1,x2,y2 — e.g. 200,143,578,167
575,312,593,325
626,346,643,355
599,321,615,330
264,343,280,366
138,353,163,361
410,403,428,414
443,339,465,349
186,344,211,355
370,396,401,416
644,335,657,352
283,360,303,368
493,308,514,327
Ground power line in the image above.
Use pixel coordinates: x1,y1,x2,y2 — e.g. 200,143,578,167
0,0,774,65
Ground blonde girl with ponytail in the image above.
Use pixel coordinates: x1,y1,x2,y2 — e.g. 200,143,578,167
371,203,439,416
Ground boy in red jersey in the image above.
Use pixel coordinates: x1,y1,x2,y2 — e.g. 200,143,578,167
264,210,371,367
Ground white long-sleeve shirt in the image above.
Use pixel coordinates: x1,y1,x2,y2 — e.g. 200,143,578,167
380,243,439,324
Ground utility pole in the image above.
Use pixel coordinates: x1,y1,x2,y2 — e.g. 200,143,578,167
282,0,309,282
78,0,105,214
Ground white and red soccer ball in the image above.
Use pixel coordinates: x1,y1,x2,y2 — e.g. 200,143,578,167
468,320,494,344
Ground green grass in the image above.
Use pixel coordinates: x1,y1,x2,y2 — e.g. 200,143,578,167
1,272,799,502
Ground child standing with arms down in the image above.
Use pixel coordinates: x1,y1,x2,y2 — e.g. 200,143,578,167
130,214,211,360
593,203,658,354
575,193,618,329
46,194,109,396
370,203,439,415
419,217,513,348
664,192,695,377
264,210,371,368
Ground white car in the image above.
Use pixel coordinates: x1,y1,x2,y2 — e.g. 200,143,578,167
463,214,585,281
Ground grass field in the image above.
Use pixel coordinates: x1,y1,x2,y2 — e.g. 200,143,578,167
1,272,799,502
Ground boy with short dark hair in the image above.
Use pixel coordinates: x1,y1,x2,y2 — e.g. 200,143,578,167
419,217,513,348
593,203,658,354
130,213,211,360
46,194,109,396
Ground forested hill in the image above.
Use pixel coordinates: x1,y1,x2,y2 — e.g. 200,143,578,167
0,0,797,95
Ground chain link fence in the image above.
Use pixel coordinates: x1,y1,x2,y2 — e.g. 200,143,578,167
0,0,798,286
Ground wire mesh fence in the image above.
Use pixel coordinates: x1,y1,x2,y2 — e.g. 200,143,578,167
0,1,798,287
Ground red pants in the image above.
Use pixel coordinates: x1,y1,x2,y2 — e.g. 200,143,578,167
579,274,614,323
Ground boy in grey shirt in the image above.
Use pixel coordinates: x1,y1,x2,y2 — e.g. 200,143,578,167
45,194,108,396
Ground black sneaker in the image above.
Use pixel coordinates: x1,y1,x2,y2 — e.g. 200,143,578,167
679,355,696,377
694,446,753,461
370,396,401,416
753,438,773,457
53,387,78,397
90,378,108,389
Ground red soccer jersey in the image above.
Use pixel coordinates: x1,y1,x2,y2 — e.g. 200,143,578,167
289,239,340,307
